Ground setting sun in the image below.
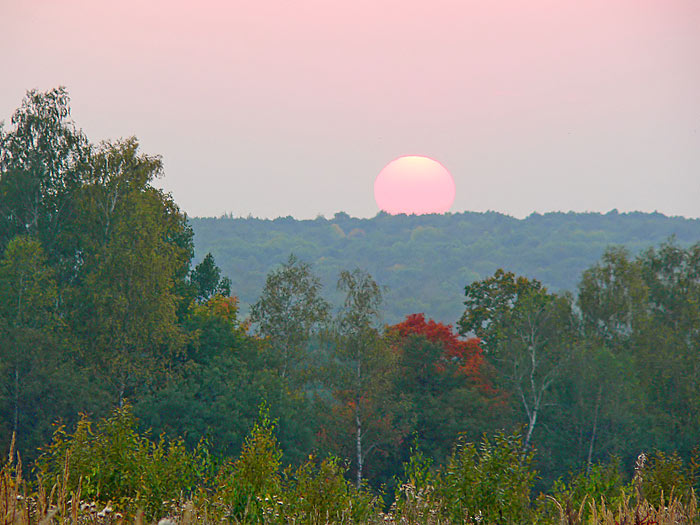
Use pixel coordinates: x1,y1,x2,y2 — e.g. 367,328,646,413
374,155,456,215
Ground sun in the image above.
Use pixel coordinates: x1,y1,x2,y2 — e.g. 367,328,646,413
374,155,456,215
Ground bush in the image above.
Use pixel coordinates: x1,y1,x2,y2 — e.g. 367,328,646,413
212,404,283,522
539,459,628,523
639,450,698,506
437,430,536,524
392,445,443,522
278,456,378,523
37,404,212,519
212,405,379,523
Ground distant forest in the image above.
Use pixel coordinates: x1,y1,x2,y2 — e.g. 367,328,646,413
191,211,700,324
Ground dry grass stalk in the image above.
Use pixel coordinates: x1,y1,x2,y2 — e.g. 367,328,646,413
547,494,588,524
585,491,697,525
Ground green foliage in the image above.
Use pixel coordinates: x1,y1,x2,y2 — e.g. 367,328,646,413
213,404,283,522
458,268,547,351
0,236,65,453
438,430,536,524
209,405,381,523
71,138,191,405
388,315,503,468
190,252,231,302
37,404,212,519
639,450,698,506
326,269,404,489
276,456,378,523
0,237,58,325
540,459,629,521
636,242,700,455
400,442,435,493
575,240,700,466
459,269,577,454
189,212,700,325
250,253,329,384
391,444,442,521
0,86,89,257
5,88,700,522
578,246,648,345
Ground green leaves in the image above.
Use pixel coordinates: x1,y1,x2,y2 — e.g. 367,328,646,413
0,236,62,448
577,240,700,459
69,141,191,405
578,246,648,346
436,430,536,524
458,268,548,350
459,269,576,452
213,404,283,522
0,236,57,328
37,404,213,520
0,87,89,256
190,252,231,302
251,254,330,383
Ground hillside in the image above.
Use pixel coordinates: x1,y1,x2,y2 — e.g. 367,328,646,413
190,210,700,324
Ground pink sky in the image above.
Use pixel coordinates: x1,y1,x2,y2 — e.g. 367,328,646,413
1,1,699,218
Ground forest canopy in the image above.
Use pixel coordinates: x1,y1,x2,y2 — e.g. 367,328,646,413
190,210,700,324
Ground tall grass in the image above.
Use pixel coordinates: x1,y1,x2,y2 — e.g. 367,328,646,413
3,411,699,524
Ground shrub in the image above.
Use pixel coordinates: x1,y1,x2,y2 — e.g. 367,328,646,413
391,445,443,522
437,430,536,524
37,404,211,519
277,456,378,523
539,459,628,523
212,404,283,522
639,450,698,506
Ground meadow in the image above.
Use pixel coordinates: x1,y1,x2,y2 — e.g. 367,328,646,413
2,408,698,524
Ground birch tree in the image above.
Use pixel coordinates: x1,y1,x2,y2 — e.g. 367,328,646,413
0,237,58,442
329,269,400,488
250,254,329,385
73,140,190,406
458,269,576,451
0,87,89,258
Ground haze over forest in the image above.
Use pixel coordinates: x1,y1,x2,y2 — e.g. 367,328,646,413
191,211,700,324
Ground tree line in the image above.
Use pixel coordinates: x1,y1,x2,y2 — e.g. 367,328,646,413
1,88,699,522
189,207,700,325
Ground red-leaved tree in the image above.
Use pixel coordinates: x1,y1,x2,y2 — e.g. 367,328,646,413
387,313,505,463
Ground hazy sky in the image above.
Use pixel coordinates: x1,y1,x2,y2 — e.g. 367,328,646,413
2,1,699,219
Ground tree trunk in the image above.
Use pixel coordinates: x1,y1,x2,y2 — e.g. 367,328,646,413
524,342,538,452
356,406,363,489
13,365,19,437
586,385,603,475
355,348,363,489
12,272,24,439
524,404,538,452
118,376,126,408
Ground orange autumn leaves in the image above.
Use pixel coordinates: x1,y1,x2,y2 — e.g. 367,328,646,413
387,313,495,393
